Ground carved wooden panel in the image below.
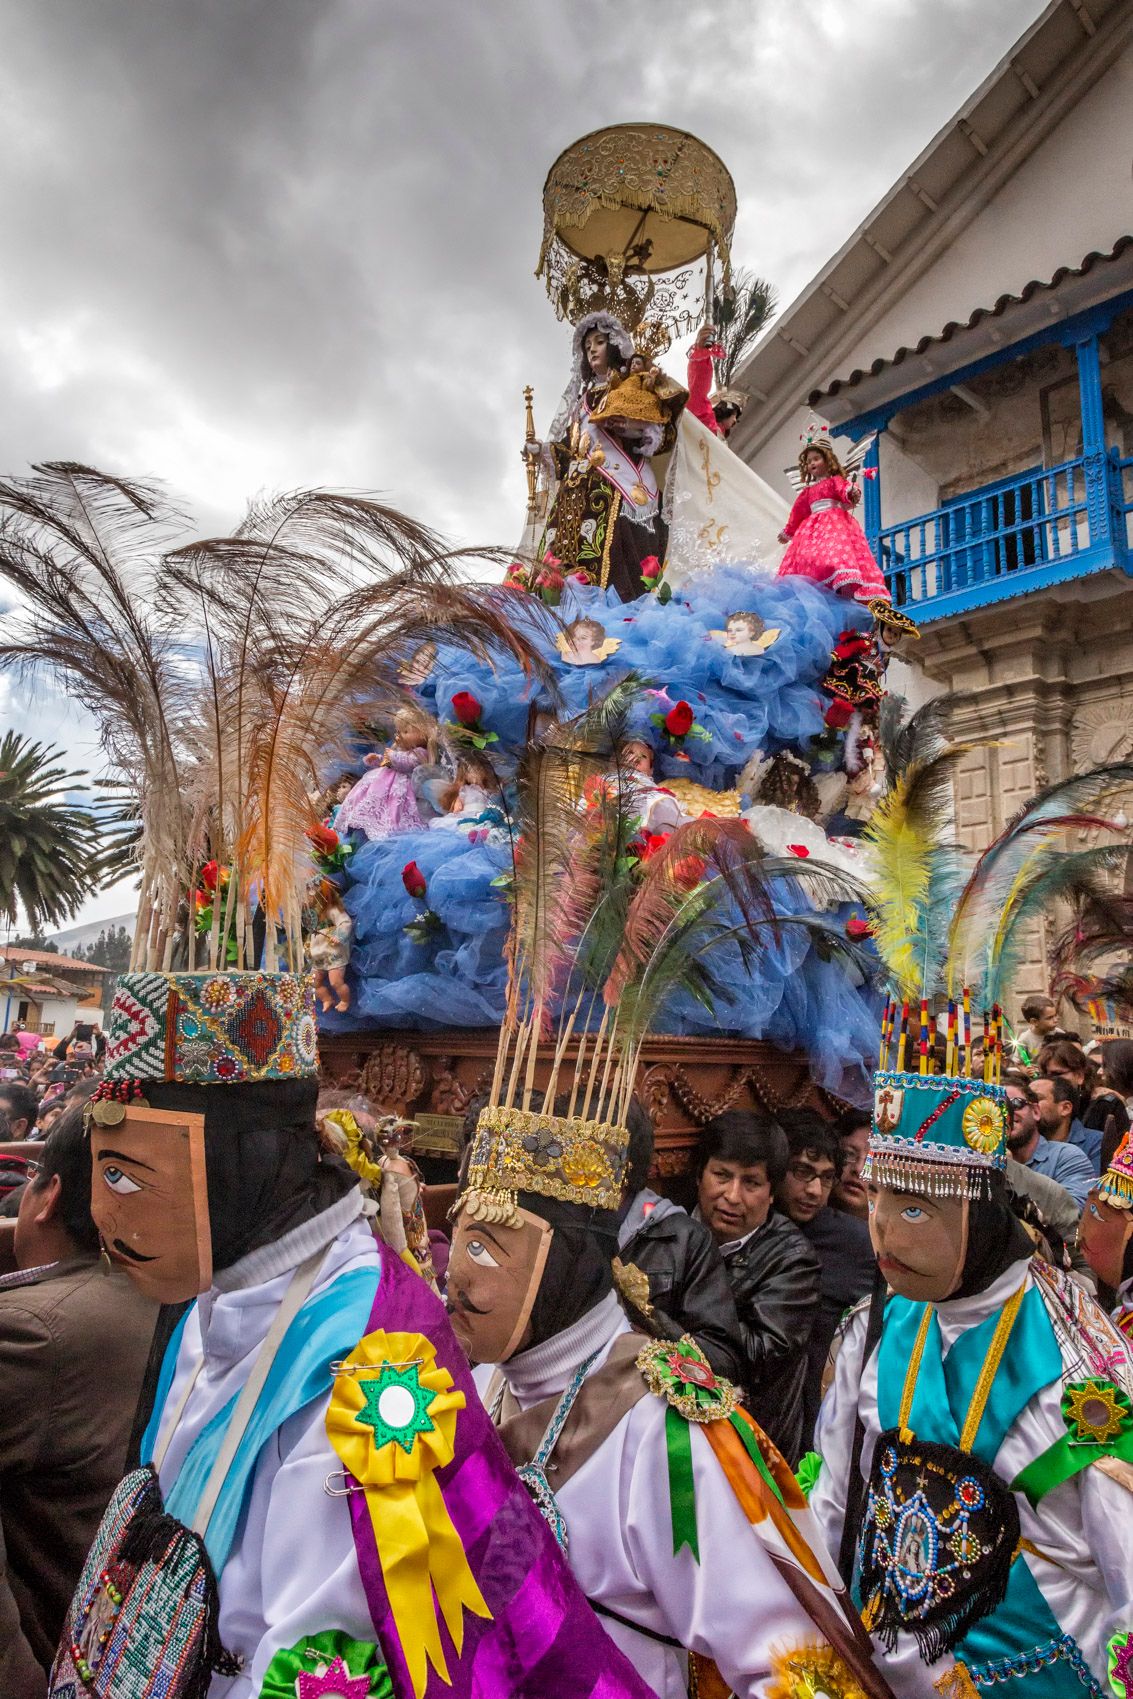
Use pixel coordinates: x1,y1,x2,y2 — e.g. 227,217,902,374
320,1029,839,1194
358,1043,427,1114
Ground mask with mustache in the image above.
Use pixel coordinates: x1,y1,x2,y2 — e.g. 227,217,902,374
446,1207,553,1364
89,1108,212,1303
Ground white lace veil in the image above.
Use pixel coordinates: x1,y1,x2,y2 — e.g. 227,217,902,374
547,311,636,446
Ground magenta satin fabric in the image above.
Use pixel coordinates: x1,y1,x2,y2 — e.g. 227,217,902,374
346,1241,655,1698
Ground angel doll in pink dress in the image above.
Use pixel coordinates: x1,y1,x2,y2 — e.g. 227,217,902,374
776,436,890,606
335,705,435,840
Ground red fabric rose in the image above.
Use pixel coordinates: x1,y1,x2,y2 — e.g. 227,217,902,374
846,915,873,940
451,691,482,727
401,861,428,899
637,832,671,861
543,551,562,568
787,844,810,859
568,570,590,585
664,701,694,737
201,859,220,891
306,822,339,856
824,697,854,729
535,566,564,590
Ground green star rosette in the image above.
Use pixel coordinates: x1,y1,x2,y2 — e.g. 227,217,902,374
259,1629,392,1698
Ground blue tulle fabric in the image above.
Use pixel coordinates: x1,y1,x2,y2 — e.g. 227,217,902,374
322,568,880,1101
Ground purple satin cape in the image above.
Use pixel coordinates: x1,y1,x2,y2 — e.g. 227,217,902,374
346,1242,655,1699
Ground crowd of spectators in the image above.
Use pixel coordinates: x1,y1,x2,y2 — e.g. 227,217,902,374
0,1022,106,1208
0,1030,154,1698
0,996,1129,1687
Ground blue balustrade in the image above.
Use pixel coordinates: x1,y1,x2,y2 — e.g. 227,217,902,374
878,455,1131,621
1117,452,1133,554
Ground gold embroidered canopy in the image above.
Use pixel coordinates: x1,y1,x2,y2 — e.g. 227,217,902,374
537,123,737,333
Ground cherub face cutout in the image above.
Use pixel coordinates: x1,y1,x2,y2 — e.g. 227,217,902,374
89,1108,212,1303
709,612,781,656
555,617,622,667
446,1206,554,1364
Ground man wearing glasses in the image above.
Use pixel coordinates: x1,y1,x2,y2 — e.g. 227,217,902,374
1004,1074,1094,1210
776,1112,876,1453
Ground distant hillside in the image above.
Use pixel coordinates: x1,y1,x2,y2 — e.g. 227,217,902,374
49,913,136,953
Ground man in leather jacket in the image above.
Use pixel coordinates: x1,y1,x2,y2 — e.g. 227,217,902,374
616,1101,745,1381
695,1111,820,1462
775,1111,876,1453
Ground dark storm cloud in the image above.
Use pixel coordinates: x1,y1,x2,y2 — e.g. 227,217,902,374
0,0,1042,547
0,0,1044,927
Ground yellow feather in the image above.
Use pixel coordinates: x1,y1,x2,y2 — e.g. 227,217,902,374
863,769,934,1001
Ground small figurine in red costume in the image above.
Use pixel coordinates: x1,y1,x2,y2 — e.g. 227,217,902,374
776,433,890,605
686,324,747,440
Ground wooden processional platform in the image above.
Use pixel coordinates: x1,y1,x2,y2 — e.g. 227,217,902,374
320,1030,842,1191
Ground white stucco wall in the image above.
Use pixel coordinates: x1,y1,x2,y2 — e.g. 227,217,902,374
745,45,1133,500
26,995,80,1038
846,50,1133,379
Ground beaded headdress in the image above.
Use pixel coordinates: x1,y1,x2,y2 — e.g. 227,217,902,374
863,700,1133,1200
1099,1132,1133,1211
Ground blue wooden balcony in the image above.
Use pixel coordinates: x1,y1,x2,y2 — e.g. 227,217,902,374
845,308,1133,626
878,450,1133,623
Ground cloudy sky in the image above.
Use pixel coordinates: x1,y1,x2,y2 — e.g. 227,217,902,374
1,0,1043,927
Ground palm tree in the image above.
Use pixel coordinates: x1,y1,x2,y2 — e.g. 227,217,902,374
711,269,778,389
0,731,120,929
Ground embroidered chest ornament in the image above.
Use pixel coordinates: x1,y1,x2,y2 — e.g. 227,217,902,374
637,1335,739,1423
858,1432,1019,1661
857,1280,1028,1665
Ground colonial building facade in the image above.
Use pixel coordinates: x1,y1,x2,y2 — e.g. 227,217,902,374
733,0,1133,1003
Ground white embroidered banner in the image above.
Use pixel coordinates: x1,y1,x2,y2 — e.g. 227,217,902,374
664,412,788,588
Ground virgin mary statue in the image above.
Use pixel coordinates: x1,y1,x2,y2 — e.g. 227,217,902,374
529,311,679,601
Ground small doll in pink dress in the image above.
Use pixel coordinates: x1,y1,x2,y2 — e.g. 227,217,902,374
335,705,435,841
776,438,890,605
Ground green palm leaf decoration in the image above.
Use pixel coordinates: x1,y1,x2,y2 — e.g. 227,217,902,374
711,269,778,388
0,731,122,928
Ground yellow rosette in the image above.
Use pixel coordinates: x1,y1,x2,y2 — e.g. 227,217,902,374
326,1330,490,1697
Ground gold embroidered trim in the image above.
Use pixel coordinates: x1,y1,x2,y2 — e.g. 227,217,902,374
465,1106,628,1214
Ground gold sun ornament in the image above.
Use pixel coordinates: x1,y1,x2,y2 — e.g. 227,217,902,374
961,1096,1005,1155
1062,1379,1130,1446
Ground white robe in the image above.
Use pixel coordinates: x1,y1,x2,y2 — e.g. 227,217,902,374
476,1292,856,1699
811,1256,1133,1697
149,1193,379,1696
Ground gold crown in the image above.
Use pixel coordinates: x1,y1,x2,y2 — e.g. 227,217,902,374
633,320,672,363
459,1106,629,1228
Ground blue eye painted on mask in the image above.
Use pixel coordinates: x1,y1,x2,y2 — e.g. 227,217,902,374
466,1239,500,1269
102,1165,142,1196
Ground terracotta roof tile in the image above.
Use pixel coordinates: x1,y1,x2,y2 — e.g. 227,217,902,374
808,236,1133,405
